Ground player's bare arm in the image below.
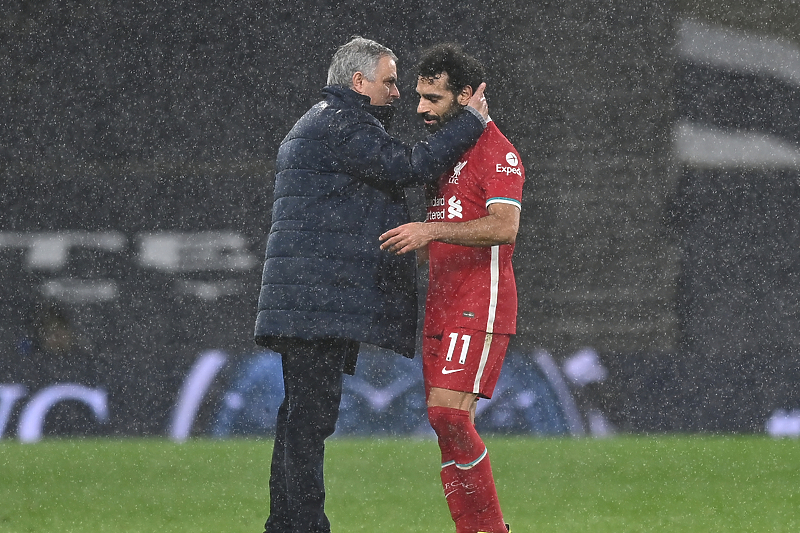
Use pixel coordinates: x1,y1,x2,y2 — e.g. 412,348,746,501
379,202,520,255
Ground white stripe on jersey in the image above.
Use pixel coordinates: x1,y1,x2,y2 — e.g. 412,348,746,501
485,245,499,333
474,332,493,394
473,246,500,393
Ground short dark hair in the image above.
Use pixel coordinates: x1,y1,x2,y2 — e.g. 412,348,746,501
416,43,484,95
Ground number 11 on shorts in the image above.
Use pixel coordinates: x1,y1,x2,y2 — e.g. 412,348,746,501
445,332,471,364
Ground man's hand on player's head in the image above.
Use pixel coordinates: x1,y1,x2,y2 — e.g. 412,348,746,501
466,82,488,121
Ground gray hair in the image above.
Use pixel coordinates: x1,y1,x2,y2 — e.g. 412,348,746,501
326,36,397,87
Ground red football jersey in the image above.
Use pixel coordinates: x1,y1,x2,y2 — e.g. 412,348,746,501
423,120,524,336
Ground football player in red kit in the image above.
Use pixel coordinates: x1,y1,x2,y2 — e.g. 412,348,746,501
380,43,524,533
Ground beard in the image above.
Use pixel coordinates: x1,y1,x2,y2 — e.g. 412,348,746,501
419,103,464,133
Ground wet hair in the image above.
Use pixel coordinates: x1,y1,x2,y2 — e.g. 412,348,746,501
416,43,484,96
326,36,398,87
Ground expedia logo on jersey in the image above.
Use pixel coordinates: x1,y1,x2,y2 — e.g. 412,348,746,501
496,151,522,176
426,195,463,221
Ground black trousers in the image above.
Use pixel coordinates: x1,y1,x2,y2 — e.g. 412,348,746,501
264,337,358,533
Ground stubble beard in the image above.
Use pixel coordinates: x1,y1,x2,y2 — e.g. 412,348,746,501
421,103,465,133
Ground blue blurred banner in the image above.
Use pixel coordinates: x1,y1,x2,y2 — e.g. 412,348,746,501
210,346,586,439
2,343,597,442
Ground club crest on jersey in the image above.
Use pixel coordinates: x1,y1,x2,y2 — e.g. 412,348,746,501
448,160,467,184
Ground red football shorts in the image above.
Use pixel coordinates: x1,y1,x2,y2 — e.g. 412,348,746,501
422,327,510,399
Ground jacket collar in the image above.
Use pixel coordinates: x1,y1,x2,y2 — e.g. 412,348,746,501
322,85,395,129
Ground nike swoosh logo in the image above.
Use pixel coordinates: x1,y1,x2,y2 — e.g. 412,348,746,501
441,368,465,375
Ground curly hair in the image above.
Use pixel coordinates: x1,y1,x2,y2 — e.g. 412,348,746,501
416,43,484,95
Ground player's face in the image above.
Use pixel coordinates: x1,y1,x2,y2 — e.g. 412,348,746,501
358,55,400,106
416,73,465,133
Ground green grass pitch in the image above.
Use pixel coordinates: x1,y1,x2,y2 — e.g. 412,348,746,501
2,435,799,532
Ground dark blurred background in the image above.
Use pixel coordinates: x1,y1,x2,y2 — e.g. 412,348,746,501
2,0,800,436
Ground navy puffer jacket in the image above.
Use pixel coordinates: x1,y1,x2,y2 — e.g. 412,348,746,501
255,86,484,358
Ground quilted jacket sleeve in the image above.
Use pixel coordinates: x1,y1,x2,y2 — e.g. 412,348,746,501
331,108,485,190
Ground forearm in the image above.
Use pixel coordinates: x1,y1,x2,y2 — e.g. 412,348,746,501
380,204,519,255
426,215,517,247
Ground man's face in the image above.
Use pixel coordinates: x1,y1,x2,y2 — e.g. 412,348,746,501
416,73,462,133
359,55,400,106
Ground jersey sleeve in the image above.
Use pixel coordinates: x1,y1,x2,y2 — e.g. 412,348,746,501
482,143,524,210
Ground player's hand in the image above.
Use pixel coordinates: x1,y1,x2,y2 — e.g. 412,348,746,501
466,82,488,121
379,223,435,255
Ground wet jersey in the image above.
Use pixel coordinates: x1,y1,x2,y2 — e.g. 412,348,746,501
423,120,524,337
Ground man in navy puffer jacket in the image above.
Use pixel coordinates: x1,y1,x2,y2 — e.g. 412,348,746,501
254,36,488,533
